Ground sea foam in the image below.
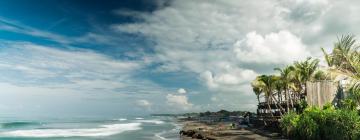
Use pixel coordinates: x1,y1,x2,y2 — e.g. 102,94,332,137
0,123,141,137
136,120,164,124
118,118,127,121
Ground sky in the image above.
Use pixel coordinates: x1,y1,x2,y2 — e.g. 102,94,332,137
0,0,359,118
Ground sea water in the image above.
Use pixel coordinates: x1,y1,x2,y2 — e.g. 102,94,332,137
0,116,181,140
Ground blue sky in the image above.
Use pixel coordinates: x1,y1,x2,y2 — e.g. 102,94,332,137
0,0,359,118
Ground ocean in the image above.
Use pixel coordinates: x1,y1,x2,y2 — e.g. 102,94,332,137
0,116,181,140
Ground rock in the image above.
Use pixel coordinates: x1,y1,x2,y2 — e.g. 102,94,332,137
185,130,196,137
179,130,185,135
204,136,216,140
180,129,218,140
192,132,203,139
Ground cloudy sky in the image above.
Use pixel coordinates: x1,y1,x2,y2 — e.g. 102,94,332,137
0,0,358,118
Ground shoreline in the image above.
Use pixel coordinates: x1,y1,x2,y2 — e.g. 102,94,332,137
178,120,285,140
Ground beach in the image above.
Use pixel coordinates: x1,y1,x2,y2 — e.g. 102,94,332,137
179,120,283,140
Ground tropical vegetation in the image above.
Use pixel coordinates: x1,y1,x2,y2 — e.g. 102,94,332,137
281,105,360,140
251,57,321,115
252,35,360,139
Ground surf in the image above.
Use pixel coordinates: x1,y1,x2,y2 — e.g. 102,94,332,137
0,122,142,137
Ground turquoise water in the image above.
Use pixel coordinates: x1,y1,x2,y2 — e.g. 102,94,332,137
0,116,181,140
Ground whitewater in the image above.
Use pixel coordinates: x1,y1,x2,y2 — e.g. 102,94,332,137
0,116,181,140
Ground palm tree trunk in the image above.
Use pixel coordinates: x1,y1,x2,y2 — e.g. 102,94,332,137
278,90,281,102
290,91,294,110
285,88,289,112
271,95,285,116
266,96,274,117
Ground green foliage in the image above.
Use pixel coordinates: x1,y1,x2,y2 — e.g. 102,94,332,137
322,35,359,76
297,100,308,113
293,57,320,84
322,102,334,110
312,70,331,81
339,98,357,110
280,106,360,140
349,82,360,106
280,112,300,137
296,114,320,140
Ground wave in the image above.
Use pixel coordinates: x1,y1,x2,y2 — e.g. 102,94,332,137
0,123,141,138
135,117,144,120
113,118,127,121
154,122,181,140
0,122,42,128
118,118,127,121
136,120,164,124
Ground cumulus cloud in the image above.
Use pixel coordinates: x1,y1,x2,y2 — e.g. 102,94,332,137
135,100,152,108
112,0,321,97
177,88,187,94
5,0,360,112
234,30,310,64
200,67,257,93
166,94,193,110
111,0,343,110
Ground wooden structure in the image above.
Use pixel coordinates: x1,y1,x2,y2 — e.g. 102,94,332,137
256,101,299,122
256,80,342,126
306,81,341,108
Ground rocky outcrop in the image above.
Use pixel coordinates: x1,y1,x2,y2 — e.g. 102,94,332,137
180,129,216,140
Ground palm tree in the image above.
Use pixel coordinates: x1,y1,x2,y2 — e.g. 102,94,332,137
293,57,320,99
274,65,295,111
322,35,360,104
312,70,330,81
252,75,273,116
253,75,285,116
274,78,284,103
251,80,262,104
322,35,358,74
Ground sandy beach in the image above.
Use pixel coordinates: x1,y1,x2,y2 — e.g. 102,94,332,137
179,121,284,140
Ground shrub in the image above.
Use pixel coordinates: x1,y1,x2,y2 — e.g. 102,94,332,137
280,111,299,137
280,106,360,140
297,100,308,113
339,98,357,110
296,114,320,140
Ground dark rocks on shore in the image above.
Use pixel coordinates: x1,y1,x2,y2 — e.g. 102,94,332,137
180,130,216,140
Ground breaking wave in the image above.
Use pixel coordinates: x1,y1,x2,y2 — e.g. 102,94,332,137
0,123,141,138
117,118,127,121
136,120,164,124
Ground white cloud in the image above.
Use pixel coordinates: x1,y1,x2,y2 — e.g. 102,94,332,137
113,0,317,96
0,17,124,46
200,67,257,93
111,0,337,110
0,41,144,93
210,97,217,101
6,0,360,112
0,17,71,44
177,88,187,94
234,30,310,64
135,100,152,108
166,94,193,110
